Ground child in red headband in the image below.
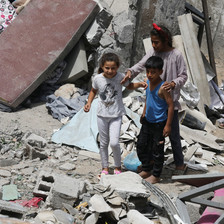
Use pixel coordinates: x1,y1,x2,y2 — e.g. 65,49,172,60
121,24,188,183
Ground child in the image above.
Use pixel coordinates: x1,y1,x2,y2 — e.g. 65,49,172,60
137,56,174,184
121,23,187,171
84,52,147,178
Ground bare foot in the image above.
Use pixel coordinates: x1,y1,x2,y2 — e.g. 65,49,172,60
145,175,160,184
139,171,151,178
175,164,186,170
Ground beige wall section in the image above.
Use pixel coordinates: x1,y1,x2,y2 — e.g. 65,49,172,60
187,0,224,84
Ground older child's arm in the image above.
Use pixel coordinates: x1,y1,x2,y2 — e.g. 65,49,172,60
84,88,97,112
161,88,174,137
125,82,148,90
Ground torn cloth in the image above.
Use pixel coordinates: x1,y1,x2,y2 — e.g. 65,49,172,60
46,91,88,121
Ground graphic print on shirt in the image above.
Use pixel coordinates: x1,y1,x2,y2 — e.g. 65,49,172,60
99,83,117,108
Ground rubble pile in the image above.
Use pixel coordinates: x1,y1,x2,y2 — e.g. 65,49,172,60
0,0,224,223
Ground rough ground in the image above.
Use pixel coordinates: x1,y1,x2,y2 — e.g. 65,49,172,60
0,64,223,224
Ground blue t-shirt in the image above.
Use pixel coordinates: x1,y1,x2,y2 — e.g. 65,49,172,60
145,80,168,123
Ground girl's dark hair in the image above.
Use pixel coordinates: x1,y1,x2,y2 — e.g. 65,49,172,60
98,53,120,74
150,25,172,47
145,56,164,70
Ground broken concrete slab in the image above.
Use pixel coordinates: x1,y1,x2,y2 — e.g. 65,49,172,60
112,11,134,44
172,173,224,187
180,124,223,151
0,0,99,108
100,171,150,199
178,14,210,113
89,194,112,213
0,200,27,219
58,40,88,84
85,5,113,45
127,209,154,224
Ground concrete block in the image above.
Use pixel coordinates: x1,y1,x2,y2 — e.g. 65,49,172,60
0,200,27,219
100,171,150,199
51,174,86,209
0,0,99,108
85,6,113,46
33,170,55,199
112,11,134,44
22,133,47,148
58,40,88,83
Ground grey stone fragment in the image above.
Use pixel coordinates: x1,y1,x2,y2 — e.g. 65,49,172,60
85,213,99,224
85,7,113,46
100,30,115,48
51,174,86,209
89,194,112,213
0,169,11,177
53,210,74,224
127,209,154,224
59,163,76,171
118,218,130,224
23,133,47,148
112,11,134,44
62,203,79,216
100,171,150,199
0,200,27,218
24,144,48,160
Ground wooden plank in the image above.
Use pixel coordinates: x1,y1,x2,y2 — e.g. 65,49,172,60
178,13,210,114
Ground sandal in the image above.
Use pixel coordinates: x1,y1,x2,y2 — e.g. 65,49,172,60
114,169,122,175
98,170,109,180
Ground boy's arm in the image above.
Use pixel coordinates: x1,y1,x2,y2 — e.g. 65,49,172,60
140,100,147,124
84,88,97,112
125,82,148,90
161,88,174,137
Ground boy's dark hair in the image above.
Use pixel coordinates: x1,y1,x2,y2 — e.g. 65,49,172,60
145,56,164,70
151,24,172,47
98,52,120,74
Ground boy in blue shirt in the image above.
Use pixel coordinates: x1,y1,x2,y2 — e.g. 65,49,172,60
137,56,174,184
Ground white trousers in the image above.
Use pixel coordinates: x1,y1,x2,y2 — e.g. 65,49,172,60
97,116,122,168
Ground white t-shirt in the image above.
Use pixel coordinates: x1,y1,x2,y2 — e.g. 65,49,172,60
92,72,129,118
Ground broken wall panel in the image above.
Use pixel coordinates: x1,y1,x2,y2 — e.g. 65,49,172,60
0,0,99,108
178,14,211,113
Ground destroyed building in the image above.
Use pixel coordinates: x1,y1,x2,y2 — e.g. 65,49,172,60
0,0,224,223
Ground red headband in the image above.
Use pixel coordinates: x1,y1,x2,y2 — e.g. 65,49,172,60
153,23,161,31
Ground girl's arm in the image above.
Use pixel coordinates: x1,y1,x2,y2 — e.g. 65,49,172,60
84,88,97,112
121,49,153,84
125,82,148,90
161,88,174,137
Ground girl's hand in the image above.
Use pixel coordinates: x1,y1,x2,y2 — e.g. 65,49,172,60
162,81,175,92
163,125,171,137
140,81,148,90
121,70,132,84
84,103,91,112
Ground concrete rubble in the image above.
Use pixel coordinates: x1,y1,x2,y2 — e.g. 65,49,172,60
0,0,224,224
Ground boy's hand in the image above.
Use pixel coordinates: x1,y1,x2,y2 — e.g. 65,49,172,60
140,114,145,124
163,125,171,137
84,103,91,112
121,70,132,84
